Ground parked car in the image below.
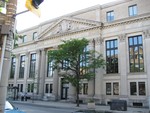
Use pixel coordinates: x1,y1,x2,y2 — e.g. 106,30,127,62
5,101,26,113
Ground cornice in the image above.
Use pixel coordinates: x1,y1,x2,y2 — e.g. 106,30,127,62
103,13,150,29
39,25,101,42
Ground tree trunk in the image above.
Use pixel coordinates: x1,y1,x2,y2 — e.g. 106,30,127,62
76,82,80,107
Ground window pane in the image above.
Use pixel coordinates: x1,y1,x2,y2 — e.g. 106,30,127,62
139,82,146,95
129,38,133,46
106,41,110,49
138,36,142,44
134,37,138,45
113,82,119,95
129,35,144,72
133,5,137,15
129,5,137,16
106,39,118,74
45,84,49,93
130,82,137,95
50,84,53,93
106,83,111,95
107,11,114,22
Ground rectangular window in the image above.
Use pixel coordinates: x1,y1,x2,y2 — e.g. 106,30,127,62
83,83,88,95
106,39,118,74
130,82,137,95
18,84,23,92
27,84,30,92
106,83,111,95
130,82,146,96
80,46,89,75
10,57,16,79
129,5,137,16
138,82,146,95
129,35,144,72
45,84,49,93
19,55,25,78
22,35,27,43
107,11,114,22
33,32,37,40
27,83,34,93
113,82,119,95
29,53,36,78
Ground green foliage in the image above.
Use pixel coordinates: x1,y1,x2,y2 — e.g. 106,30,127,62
48,38,105,106
48,38,105,85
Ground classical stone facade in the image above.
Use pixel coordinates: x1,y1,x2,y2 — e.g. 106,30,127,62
8,0,150,107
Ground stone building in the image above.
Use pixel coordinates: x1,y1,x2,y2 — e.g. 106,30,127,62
0,0,17,112
8,0,150,107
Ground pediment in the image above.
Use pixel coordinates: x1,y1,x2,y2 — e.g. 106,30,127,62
39,17,101,39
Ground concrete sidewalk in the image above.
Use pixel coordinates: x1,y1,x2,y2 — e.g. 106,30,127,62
11,99,149,113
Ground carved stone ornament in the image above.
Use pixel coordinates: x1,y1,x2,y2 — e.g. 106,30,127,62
119,34,126,42
143,29,150,39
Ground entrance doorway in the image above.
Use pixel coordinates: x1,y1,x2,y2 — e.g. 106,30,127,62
61,78,69,100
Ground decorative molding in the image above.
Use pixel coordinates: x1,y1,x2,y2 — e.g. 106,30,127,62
119,34,126,42
143,29,150,39
103,15,150,29
99,37,104,44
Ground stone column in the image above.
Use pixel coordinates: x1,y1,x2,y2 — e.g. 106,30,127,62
94,37,104,103
14,54,20,86
34,50,41,95
143,30,150,109
119,34,128,98
23,52,30,92
52,68,59,100
39,49,46,98
88,39,95,97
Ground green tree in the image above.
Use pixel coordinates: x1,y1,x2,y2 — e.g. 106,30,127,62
48,38,105,107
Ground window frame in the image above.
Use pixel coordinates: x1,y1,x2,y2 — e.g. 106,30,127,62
33,32,37,40
106,39,118,74
22,35,27,43
29,53,36,78
19,55,25,78
10,57,16,79
130,82,146,96
128,4,137,17
106,10,114,22
128,35,144,72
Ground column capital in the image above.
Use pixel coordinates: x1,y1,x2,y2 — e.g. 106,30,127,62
12,54,19,58
119,34,126,42
25,52,30,56
143,29,150,39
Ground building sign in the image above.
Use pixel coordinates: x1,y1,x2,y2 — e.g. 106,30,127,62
0,0,8,14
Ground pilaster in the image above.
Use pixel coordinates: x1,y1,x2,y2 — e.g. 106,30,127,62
94,37,104,100
34,49,41,94
119,34,128,97
23,52,30,92
52,68,59,100
143,30,150,109
39,49,46,98
14,54,19,86
68,83,76,102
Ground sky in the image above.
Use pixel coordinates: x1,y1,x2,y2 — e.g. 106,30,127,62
16,0,117,31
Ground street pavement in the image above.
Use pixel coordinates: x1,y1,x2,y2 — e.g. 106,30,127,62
11,99,149,113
